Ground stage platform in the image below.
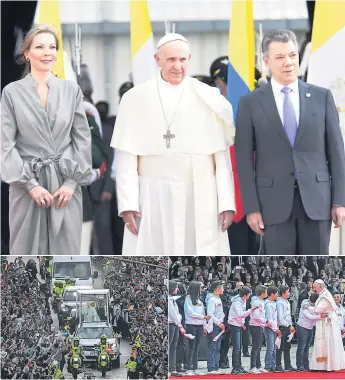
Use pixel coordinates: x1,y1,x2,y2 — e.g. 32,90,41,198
170,343,345,379
170,369,345,379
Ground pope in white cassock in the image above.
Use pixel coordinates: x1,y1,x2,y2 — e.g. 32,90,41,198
82,302,101,322
310,280,345,372
111,33,236,255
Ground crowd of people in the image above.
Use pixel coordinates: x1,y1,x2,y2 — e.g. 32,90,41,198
101,256,168,379
169,256,345,316
1,256,168,379
1,257,59,379
168,256,345,376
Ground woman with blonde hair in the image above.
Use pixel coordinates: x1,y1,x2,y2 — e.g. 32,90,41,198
1,24,92,254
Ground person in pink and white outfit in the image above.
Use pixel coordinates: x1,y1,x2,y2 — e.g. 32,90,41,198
227,286,258,374
249,285,268,373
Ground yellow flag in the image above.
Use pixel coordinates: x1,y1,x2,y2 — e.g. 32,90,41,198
129,0,156,85
308,0,345,255
38,0,65,79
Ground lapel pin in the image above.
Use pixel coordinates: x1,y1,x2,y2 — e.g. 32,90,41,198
305,92,311,98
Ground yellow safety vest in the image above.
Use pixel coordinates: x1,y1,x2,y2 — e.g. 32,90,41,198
126,359,137,372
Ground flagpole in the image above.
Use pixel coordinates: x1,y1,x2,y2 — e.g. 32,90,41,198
259,23,265,77
75,22,81,85
164,20,170,34
164,21,176,34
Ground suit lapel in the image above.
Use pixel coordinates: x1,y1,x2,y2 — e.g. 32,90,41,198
294,80,310,147
258,83,292,148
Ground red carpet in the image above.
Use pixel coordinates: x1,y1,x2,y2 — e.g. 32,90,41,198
170,370,345,379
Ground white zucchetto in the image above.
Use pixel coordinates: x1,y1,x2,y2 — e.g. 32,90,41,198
157,33,189,49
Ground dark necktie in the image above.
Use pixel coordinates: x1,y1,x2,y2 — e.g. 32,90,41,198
281,87,298,146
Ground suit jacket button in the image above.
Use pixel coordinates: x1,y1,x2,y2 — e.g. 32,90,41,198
290,172,294,176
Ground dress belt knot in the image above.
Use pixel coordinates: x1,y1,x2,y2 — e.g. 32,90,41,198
31,155,61,174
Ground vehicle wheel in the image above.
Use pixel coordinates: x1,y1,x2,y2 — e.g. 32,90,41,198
101,368,106,377
112,356,120,369
72,368,78,379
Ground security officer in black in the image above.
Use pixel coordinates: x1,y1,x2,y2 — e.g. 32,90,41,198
219,282,233,369
192,75,215,87
81,112,109,233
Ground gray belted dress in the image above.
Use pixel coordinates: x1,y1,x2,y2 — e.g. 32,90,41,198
1,73,92,254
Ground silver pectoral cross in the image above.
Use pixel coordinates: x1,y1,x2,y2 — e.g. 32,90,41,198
163,129,175,148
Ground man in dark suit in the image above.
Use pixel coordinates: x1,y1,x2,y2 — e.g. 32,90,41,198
307,256,321,278
235,29,345,255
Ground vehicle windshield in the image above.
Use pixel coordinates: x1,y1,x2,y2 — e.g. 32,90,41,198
63,291,96,302
77,327,114,339
53,262,91,278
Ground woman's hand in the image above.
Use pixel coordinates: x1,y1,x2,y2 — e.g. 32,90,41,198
29,186,54,208
52,185,74,208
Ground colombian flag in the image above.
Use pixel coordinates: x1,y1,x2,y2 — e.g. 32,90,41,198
38,0,65,79
227,0,255,222
130,0,157,85
308,0,345,254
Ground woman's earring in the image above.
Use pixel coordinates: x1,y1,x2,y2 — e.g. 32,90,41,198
26,57,30,62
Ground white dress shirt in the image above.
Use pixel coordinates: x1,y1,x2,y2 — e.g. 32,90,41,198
297,299,321,330
271,76,300,127
184,296,206,326
228,295,251,327
206,294,225,326
277,297,293,327
168,297,182,326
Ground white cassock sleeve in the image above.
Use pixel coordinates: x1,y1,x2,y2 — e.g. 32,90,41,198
314,297,329,314
113,149,140,216
214,149,236,214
